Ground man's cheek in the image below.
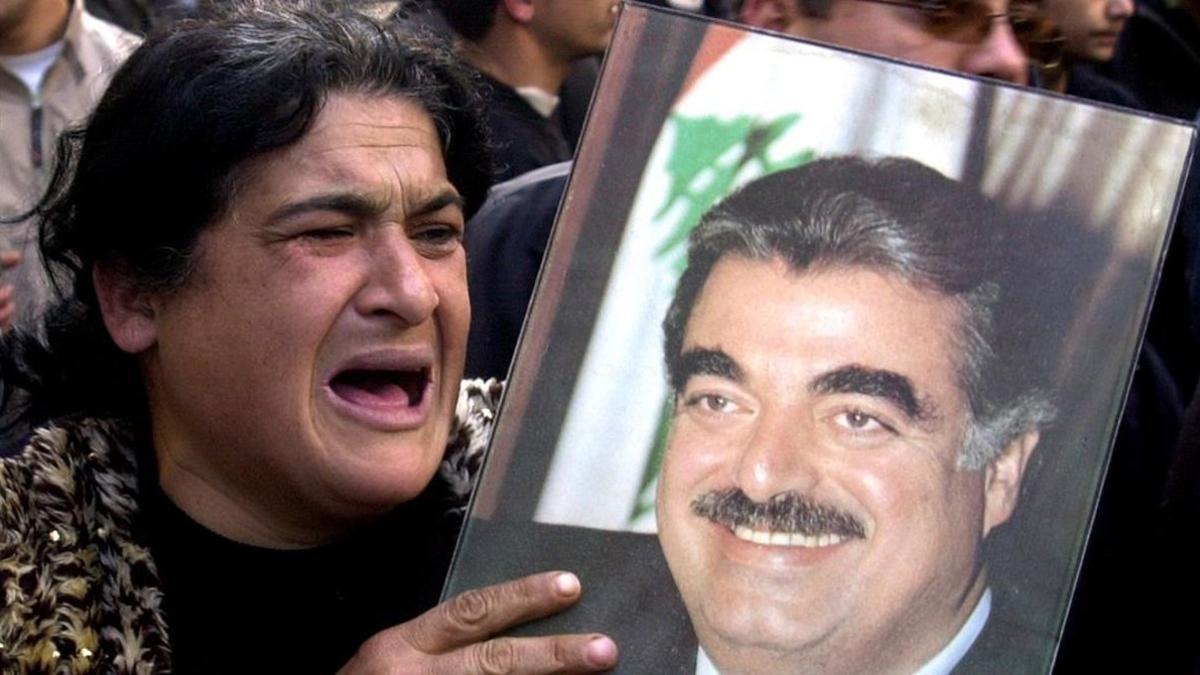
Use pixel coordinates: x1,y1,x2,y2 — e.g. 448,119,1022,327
667,426,744,482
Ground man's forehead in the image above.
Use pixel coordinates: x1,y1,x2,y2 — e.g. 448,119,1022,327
694,255,957,310
681,256,970,407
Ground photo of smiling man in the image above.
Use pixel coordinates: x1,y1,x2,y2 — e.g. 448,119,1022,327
444,6,1194,673
448,154,1070,674
656,155,1053,674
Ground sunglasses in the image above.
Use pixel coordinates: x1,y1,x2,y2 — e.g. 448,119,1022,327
857,0,1066,68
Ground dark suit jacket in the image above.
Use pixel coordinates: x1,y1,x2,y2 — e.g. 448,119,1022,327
954,589,1056,674
446,520,1057,673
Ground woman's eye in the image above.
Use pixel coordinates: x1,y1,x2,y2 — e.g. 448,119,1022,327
299,227,353,241
413,224,463,246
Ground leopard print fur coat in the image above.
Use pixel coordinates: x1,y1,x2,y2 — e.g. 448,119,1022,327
0,379,501,674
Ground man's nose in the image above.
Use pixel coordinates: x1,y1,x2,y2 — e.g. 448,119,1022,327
965,19,1029,85
355,227,439,324
734,410,821,501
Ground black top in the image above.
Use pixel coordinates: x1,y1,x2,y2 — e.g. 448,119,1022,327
1098,0,1200,120
465,162,570,380
479,72,573,184
139,459,462,674
1064,65,1142,109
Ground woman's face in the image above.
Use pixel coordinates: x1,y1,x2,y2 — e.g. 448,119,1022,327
115,94,470,547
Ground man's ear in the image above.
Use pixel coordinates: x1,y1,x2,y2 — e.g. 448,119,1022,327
740,0,800,30
500,0,535,24
93,262,159,354
981,430,1039,537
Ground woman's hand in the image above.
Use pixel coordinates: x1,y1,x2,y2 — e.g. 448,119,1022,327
339,571,618,674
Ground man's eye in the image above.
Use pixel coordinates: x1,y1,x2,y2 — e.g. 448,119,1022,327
834,409,893,433
685,393,737,414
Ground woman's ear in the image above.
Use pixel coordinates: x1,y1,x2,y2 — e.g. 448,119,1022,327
93,262,159,354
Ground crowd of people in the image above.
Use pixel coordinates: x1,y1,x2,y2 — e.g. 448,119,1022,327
0,0,1196,672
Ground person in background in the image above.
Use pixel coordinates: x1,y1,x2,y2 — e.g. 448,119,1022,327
1098,0,1199,120
738,0,1032,84
436,0,618,182
0,0,139,332
1038,0,1140,105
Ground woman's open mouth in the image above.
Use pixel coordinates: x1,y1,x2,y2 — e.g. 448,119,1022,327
325,351,435,431
330,367,429,408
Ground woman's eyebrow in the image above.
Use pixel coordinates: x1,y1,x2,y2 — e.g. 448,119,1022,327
267,191,390,223
266,188,463,223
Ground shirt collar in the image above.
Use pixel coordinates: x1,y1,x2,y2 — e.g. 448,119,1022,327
514,85,560,118
912,588,991,675
59,0,112,85
695,646,720,675
693,588,991,675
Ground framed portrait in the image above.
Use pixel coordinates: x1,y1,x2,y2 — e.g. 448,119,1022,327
446,4,1195,673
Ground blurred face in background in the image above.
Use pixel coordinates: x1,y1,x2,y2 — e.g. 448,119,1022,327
1040,0,1133,61
0,0,67,54
528,0,618,59
740,0,1030,84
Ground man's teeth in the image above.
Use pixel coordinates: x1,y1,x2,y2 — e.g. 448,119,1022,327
732,525,845,548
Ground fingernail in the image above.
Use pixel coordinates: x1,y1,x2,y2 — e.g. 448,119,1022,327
585,636,617,667
553,572,580,597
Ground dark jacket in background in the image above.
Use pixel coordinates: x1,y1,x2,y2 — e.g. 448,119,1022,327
479,73,573,184
466,162,570,380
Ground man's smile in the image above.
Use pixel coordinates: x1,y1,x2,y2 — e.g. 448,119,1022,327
730,526,851,548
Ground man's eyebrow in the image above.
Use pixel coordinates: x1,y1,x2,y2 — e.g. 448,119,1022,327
809,365,934,421
267,188,463,223
674,347,744,389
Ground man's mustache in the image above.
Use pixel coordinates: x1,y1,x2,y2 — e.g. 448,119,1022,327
691,487,866,539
